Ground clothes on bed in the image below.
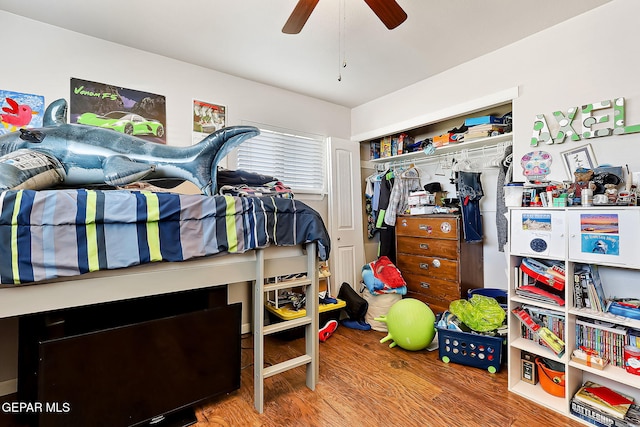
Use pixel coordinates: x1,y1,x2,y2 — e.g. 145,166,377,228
216,168,278,186
217,168,294,198
218,181,294,198
0,189,330,285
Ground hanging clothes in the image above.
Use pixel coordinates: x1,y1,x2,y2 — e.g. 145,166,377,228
384,166,421,227
457,170,484,243
376,170,396,263
364,172,382,239
496,145,513,252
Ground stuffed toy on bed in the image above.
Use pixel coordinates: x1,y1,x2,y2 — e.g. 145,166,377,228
0,99,259,195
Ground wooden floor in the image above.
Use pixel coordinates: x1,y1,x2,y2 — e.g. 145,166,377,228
194,327,584,427
0,326,584,427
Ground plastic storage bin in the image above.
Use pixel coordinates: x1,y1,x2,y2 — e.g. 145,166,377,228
437,326,504,373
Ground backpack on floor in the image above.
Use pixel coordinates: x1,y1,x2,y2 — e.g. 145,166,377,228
338,282,368,321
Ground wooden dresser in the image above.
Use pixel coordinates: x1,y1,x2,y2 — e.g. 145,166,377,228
395,214,484,314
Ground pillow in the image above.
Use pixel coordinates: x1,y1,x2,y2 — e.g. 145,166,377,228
0,149,66,191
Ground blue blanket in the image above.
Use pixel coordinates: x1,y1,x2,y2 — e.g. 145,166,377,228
0,189,330,285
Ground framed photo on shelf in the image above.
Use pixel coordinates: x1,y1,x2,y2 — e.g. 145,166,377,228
561,143,596,178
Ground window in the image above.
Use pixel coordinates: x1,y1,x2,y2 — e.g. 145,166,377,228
235,124,327,194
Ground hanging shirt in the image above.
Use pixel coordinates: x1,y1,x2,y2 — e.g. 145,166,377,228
384,167,421,226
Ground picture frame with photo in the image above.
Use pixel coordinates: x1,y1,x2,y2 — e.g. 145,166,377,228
561,143,596,178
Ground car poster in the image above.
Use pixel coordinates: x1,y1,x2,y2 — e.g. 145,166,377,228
192,99,226,145
70,78,167,144
0,90,45,136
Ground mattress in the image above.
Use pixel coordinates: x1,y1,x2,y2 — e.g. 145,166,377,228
0,189,330,285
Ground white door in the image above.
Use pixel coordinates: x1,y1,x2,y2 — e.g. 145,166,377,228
328,137,365,294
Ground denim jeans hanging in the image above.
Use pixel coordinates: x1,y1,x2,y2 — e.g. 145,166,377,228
457,171,484,243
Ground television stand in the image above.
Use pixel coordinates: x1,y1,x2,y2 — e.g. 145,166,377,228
17,287,240,427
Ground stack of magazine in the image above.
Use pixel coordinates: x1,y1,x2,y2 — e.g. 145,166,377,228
514,258,566,306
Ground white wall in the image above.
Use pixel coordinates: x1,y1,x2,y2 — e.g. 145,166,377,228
0,10,351,387
352,0,640,289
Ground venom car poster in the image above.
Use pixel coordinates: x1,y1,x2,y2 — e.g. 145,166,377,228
70,78,167,144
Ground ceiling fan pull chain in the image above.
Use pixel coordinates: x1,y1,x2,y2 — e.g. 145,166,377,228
338,0,347,81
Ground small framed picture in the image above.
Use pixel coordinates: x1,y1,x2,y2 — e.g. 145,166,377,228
561,143,596,179
521,351,538,384
521,359,537,384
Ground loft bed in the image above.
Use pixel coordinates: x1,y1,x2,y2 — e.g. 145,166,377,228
0,188,331,414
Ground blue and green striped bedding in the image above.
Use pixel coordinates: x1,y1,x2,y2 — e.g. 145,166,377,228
0,189,330,285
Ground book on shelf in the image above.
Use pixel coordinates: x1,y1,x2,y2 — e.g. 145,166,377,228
520,257,565,291
571,399,640,427
512,306,565,357
464,125,506,140
574,381,635,421
520,304,565,343
574,263,607,312
575,318,628,368
573,267,587,309
513,262,565,306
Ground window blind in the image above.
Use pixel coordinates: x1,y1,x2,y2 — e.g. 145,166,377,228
236,127,326,194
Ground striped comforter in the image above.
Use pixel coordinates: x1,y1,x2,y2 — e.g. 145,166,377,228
0,189,330,285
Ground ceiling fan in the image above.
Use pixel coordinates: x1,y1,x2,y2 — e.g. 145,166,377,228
282,0,407,34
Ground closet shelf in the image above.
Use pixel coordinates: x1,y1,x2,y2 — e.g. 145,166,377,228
369,132,513,164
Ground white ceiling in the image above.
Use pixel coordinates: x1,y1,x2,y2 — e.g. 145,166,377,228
1,0,612,108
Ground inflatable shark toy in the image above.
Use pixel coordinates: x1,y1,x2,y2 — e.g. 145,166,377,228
0,99,259,195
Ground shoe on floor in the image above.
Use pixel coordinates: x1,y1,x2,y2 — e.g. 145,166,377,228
319,319,339,342
341,319,372,331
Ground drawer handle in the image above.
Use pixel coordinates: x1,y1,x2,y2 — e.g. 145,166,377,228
432,259,441,268
419,263,429,270
419,243,429,250
420,282,430,289
418,224,432,233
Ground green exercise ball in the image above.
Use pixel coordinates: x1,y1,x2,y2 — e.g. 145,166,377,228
374,298,436,351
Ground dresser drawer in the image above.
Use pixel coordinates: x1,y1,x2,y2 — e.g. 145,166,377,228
396,253,458,281
396,236,458,259
403,272,460,304
396,216,458,240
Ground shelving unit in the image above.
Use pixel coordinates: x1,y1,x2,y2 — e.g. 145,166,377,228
369,132,513,166
507,207,640,425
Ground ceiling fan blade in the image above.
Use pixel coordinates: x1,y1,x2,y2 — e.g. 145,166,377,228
282,0,320,34
363,0,407,30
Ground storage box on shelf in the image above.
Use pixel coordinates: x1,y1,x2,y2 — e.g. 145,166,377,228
364,102,513,166
507,207,640,425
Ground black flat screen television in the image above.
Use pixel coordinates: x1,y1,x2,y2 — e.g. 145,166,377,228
18,288,241,427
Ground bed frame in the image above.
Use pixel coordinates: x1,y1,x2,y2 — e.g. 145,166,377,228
0,243,319,414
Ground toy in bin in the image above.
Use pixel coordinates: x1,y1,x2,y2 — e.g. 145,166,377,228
436,311,504,373
436,325,504,373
